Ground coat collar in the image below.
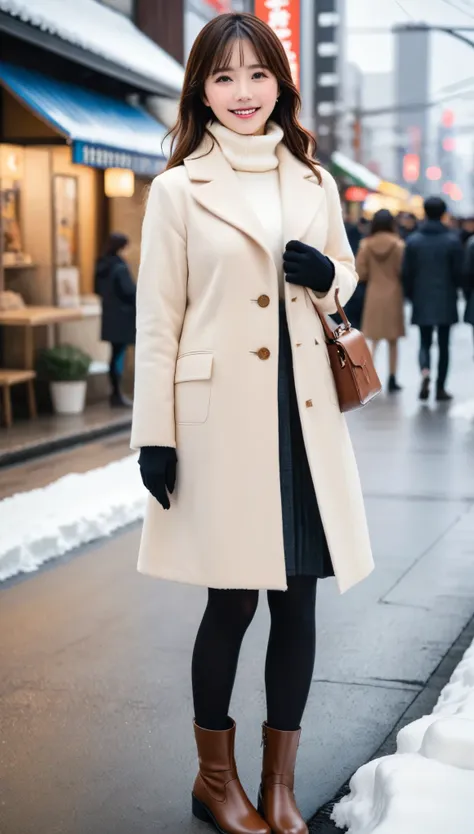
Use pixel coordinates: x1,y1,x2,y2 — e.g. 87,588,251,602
183,132,324,262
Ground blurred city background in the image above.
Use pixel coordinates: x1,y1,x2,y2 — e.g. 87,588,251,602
2,0,474,452
1,3,474,834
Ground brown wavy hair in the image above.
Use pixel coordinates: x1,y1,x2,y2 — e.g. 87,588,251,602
165,12,321,182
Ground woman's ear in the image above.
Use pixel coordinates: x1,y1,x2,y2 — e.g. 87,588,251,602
203,95,210,108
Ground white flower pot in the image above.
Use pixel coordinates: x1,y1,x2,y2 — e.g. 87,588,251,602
50,380,87,415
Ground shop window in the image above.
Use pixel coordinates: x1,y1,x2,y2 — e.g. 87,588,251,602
0,145,31,269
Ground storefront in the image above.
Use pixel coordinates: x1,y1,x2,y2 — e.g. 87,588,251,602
331,151,415,219
0,62,168,410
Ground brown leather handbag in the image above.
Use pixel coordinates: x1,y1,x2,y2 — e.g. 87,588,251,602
312,288,382,412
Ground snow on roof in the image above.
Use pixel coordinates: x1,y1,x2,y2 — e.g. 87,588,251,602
0,0,184,96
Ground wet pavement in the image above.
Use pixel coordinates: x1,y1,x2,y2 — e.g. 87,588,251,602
1,322,474,834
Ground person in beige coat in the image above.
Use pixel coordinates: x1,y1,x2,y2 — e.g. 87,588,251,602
356,210,406,392
131,12,373,834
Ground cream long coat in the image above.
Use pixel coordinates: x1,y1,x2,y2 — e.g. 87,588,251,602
131,136,374,594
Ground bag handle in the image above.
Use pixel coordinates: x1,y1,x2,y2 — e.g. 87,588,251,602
310,287,352,344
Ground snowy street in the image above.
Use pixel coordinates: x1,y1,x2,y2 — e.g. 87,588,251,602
2,324,474,833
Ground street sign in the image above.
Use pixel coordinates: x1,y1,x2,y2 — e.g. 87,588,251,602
254,0,300,88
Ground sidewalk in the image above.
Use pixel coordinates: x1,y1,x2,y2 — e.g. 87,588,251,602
0,401,131,468
1,324,474,833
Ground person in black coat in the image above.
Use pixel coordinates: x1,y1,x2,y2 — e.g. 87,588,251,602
463,234,474,341
398,212,418,241
95,233,136,407
402,197,464,402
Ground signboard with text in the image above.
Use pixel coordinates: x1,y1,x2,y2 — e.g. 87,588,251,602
72,142,165,177
254,0,300,89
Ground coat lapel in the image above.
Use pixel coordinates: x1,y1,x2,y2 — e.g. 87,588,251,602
183,134,274,264
183,133,326,262
277,143,325,245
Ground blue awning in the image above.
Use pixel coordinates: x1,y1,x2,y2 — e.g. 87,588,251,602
0,62,167,176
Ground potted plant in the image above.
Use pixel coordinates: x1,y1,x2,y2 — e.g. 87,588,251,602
37,344,92,415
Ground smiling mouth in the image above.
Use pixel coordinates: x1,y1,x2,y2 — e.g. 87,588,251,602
230,107,260,117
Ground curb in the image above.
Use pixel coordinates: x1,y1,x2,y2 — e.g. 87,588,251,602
307,612,474,832
0,419,132,469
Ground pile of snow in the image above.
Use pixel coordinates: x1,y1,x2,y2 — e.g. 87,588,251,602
0,454,146,582
332,638,474,833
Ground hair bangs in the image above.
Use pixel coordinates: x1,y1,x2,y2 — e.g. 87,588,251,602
208,19,269,77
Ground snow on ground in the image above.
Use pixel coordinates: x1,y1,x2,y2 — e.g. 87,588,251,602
332,638,474,833
0,454,146,582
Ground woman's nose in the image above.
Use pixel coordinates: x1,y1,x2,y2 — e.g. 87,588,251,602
235,83,252,101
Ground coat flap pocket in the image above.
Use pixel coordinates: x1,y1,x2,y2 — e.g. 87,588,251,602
175,352,213,383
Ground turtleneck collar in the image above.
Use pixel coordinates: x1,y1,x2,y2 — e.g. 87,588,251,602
207,120,283,173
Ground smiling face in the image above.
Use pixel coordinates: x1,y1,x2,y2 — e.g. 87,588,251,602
203,39,279,136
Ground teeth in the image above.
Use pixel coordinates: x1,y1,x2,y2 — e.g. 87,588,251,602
233,109,257,115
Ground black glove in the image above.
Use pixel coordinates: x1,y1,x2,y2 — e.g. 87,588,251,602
283,240,335,293
138,446,177,510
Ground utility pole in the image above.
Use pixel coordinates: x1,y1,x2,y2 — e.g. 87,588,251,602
352,80,363,163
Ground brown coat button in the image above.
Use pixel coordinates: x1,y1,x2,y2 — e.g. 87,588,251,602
257,294,270,308
257,347,271,360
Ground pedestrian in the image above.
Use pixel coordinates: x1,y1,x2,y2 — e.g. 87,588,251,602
460,216,474,246
343,210,363,255
356,209,405,393
131,12,373,834
398,211,418,241
94,232,136,408
462,233,474,351
402,196,464,402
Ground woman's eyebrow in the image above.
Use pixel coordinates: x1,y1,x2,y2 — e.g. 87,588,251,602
212,63,266,74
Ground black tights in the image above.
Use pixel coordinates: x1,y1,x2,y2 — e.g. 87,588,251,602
192,576,317,732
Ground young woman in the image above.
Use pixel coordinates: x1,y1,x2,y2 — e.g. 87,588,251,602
95,233,136,407
356,210,406,393
131,13,373,834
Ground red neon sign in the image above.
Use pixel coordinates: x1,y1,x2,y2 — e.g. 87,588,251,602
254,0,301,89
204,0,232,10
403,153,420,183
345,187,368,202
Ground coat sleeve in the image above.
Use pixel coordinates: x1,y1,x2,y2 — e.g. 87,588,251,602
395,239,406,282
463,238,474,298
449,234,465,289
307,170,357,315
131,174,187,451
355,240,369,283
402,238,416,300
114,263,137,305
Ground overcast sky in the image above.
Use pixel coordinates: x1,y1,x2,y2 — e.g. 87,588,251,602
347,0,474,80
346,0,474,159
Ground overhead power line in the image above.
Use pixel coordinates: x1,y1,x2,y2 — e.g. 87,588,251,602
438,0,474,22
392,0,417,20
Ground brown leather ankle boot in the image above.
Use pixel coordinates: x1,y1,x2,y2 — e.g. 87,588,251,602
192,719,270,834
258,723,308,834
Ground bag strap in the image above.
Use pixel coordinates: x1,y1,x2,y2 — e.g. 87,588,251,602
310,287,352,344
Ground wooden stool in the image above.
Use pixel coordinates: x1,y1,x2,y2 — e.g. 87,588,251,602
0,370,37,429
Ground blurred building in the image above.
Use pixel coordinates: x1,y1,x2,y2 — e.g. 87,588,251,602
361,72,396,182
394,23,430,196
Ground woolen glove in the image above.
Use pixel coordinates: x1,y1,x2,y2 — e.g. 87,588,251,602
283,240,335,293
138,446,177,510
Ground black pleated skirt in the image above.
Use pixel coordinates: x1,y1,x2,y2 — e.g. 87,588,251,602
278,302,334,578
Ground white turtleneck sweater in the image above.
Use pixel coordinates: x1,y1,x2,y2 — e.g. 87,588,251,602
207,120,285,297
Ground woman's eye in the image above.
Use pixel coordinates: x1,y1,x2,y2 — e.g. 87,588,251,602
216,75,232,83
253,72,267,80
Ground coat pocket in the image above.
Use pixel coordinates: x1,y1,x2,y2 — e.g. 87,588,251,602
175,352,213,424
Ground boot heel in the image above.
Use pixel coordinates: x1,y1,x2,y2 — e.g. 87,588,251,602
192,794,210,823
